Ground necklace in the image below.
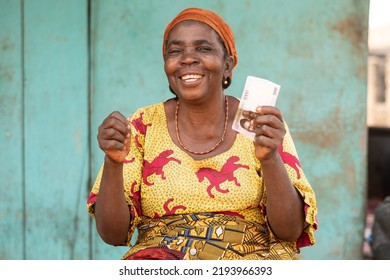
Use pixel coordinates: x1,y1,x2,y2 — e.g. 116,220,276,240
175,96,229,155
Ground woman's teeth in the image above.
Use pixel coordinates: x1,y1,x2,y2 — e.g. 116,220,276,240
181,74,202,82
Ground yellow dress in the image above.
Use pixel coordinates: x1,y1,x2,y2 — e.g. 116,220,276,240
87,102,318,260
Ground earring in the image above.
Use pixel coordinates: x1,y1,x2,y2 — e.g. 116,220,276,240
223,79,228,85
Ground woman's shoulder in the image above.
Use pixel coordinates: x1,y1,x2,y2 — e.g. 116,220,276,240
129,101,166,121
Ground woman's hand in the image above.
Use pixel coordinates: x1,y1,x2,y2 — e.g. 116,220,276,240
252,106,285,161
97,111,131,164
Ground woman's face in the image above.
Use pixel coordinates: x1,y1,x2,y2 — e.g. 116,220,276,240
164,20,233,101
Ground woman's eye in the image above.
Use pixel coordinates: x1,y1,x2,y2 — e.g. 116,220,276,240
168,49,181,55
197,46,212,52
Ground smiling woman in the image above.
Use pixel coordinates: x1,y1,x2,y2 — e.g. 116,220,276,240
164,20,232,105
86,7,318,260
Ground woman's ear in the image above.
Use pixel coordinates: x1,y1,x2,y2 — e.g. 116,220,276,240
224,55,234,78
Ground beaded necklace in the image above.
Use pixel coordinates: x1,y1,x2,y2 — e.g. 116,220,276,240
175,96,228,155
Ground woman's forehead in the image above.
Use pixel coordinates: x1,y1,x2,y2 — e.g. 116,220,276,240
166,20,220,42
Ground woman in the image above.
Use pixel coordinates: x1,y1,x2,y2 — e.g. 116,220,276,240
87,7,318,260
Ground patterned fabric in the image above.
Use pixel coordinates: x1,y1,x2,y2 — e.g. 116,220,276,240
87,101,318,260
123,213,298,260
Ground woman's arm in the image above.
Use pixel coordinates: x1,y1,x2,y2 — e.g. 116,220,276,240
94,111,132,245
253,106,304,241
260,153,304,241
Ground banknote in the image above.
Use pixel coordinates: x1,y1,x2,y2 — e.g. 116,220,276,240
232,76,281,140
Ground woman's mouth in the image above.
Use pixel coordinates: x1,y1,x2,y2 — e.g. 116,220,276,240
181,74,203,83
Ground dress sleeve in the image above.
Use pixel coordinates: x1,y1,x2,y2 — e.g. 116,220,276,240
86,108,147,246
278,122,318,248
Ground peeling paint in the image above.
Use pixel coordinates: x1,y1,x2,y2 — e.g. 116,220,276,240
0,65,14,82
356,64,367,79
331,15,367,54
1,35,15,51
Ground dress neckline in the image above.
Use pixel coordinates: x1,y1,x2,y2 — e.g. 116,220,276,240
160,101,242,162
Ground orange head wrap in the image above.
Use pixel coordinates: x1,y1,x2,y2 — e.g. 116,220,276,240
162,7,238,77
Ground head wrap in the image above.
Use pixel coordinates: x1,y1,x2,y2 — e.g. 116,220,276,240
162,7,238,76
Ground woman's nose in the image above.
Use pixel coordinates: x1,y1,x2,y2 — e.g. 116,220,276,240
180,49,199,65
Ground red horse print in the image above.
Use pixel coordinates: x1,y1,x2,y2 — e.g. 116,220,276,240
196,156,249,198
130,181,142,216
87,192,97,205
278,144,301,179
130,112,152,148
143,150,181,186
153,198,186,218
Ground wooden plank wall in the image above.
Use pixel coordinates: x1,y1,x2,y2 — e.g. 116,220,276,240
1,0,90,259
0,0,24,260
23,0,90,260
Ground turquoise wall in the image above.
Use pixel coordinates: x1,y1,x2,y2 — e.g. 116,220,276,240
0,0,369,259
